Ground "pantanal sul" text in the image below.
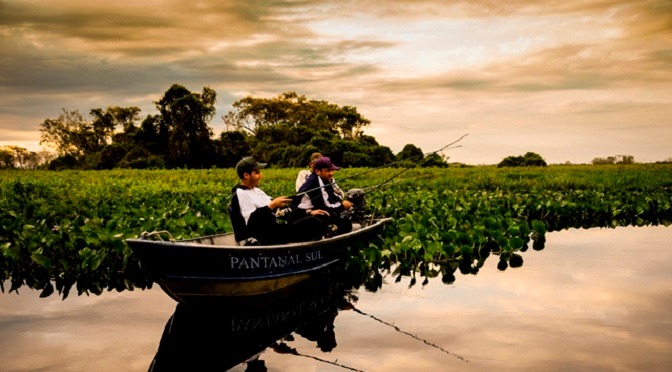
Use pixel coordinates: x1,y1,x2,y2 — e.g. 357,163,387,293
230,251,323,270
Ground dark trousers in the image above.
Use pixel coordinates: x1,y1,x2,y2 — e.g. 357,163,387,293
289,209,352,237
248,212,326,245
327,210,353,235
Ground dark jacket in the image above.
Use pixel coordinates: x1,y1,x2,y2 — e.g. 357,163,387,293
294,173,345,213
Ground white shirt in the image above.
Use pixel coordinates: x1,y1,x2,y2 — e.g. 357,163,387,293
295,169,312,192
235,187,272,224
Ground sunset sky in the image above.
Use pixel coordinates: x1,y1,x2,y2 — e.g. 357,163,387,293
1,0,671,164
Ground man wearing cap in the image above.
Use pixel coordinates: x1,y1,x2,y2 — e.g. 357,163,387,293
292,156,353,235
230,156,325,245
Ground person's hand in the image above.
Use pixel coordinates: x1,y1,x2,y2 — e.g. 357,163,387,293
342,200,353,210
310,209,330,217
269,196,293,210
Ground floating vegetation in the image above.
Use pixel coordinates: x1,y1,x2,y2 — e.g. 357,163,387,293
1,164,671,299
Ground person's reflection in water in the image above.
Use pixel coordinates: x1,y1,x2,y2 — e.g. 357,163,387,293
149,279,356,371
244,355,267,372
294,306,338,352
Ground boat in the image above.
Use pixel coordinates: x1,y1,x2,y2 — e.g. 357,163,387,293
126,217,391,304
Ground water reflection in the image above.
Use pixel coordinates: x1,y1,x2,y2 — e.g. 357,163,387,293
2,226,671,371
150,271,360,371
382,232,547,287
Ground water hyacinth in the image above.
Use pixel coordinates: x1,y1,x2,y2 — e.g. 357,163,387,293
1,164,671,298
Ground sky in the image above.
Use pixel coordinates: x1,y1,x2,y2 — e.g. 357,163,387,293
1,0,671,165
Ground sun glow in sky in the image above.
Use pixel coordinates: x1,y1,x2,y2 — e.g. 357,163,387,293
1,0,671,164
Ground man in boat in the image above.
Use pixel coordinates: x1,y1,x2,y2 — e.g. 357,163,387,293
292,156,353,236
296,152,346,198
229,156,328,246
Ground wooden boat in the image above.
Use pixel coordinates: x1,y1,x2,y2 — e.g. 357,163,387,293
126,217,391,303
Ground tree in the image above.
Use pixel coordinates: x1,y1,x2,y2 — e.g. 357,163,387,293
616,155,635,164
591,155,635,165
221,92,390,167
0,147,14,169
0,146,46,169
592,157,614,165
396,144,423,162
214,130,252,168
34,86,400,170
155,84,217,168
421,153,449,168
40,109,89,158
368,145,395,167
224,92,370,139
498,152,547,167
40,106,141,168
522,152,547,166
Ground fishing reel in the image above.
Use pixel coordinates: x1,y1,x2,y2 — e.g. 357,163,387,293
343,188,369,224
274,206,294,223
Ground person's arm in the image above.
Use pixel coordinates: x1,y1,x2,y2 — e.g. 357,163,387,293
269,196,292,210
238,188,288,223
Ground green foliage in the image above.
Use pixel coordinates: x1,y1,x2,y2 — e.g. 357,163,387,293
155,84,217,169
0,146,47,169
421,153,449,168
40,107,139,163
396,144,423,162
38,87,398,170
592,155,635,165
224,91,394,168
498,152,547,168
1,164,671,298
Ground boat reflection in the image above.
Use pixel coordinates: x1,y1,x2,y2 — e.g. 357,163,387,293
149,269,359,371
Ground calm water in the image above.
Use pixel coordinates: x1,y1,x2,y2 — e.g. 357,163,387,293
1,225,671,371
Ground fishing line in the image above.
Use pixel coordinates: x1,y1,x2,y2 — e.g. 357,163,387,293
271,342,364,371
291,134,469,199
350,306,469,363
360,173,434,194
284,134,468,220
335,133,469,185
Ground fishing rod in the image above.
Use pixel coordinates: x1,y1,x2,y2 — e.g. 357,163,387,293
335,135,467,184
360,173,434,194
292,134,469,199
287,173,433,215
282,134,467,223
360,133,469,196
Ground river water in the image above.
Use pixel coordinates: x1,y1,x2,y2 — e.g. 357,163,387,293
1,225,671,371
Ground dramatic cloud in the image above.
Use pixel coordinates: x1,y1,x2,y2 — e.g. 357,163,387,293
1,0,670,163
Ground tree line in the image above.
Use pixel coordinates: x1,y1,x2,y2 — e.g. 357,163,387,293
23,84,449,170
5,83,653,170
0,146,54,169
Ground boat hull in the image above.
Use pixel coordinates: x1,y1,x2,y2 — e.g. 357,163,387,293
126,218,391,302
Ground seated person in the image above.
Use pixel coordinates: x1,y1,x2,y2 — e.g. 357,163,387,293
292,157,353,235
296,152,322,192
296,152,345,197
229,156,325,245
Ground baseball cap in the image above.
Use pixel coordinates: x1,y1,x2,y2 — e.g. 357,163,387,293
236,156,266,178
314,157,340,171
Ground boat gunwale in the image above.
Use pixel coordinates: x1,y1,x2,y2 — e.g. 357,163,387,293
126,217,392,251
